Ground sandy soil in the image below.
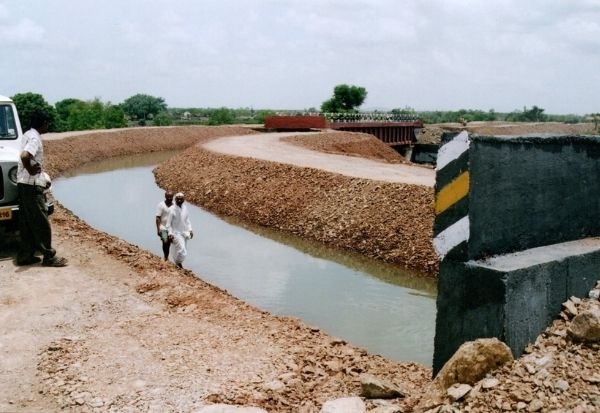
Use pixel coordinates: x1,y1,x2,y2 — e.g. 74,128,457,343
203,132,435,186
1,124,599,412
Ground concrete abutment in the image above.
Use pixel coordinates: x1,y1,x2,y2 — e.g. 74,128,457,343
432,132,600,374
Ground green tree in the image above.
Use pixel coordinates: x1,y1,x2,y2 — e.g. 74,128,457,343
320,84,367,113
522,105,546,122
153,111,173,126
65,99,105,130
255,109,276,124
54,98,84,131
121,93,167,121
103,104,127,129
208,107,235,125
506,105,547,122
391,106,416,115
11,92,56,131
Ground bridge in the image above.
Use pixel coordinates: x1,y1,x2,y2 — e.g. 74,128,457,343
264,113,423,149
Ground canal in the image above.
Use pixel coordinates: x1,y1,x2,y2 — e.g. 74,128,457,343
53,151,436,366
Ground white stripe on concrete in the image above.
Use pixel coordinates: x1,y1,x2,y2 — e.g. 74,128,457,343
433,215,470,260
436,131,469,171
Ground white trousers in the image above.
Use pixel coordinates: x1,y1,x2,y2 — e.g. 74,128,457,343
171,233,188,265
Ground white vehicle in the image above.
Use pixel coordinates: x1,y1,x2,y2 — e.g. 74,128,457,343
0,94,53,229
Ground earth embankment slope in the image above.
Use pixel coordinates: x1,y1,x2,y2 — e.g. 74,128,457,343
155,131,438,275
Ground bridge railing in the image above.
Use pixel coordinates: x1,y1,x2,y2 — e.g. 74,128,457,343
321,112,421,123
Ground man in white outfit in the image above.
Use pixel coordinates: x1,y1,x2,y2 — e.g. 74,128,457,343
166,192,193,268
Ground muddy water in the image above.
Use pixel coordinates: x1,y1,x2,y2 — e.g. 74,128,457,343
53,152,437,366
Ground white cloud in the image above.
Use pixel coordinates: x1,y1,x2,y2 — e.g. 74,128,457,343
0,17,45,45
1,0,599,114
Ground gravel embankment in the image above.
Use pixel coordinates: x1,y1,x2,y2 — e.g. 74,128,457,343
154,145,437,275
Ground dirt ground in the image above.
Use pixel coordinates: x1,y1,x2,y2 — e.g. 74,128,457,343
417,122,597,144
1,124,599,412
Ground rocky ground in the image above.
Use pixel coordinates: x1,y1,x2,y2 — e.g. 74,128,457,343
1,124,599,412
416,122,597,144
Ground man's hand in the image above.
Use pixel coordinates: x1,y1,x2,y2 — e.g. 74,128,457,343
28,164,42,175
21,151,41,175
189,231,194,239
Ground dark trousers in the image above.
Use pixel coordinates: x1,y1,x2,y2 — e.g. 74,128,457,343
17,183,55,261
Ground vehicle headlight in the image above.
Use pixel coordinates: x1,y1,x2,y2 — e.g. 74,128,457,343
8,166,18,184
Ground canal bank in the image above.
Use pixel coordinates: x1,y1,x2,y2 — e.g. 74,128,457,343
52,154,437,366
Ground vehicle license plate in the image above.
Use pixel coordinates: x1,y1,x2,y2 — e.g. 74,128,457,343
0,207,12,221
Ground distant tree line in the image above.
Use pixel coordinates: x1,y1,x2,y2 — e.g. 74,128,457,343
396,105,589,125
10,89,597,134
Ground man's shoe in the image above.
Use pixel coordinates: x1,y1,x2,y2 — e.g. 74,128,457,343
42,256,68,267
16,256,42,266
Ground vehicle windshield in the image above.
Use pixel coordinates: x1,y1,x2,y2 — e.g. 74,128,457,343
0,104,18,140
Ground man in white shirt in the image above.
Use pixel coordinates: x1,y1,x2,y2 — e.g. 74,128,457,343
155,190,174,260
166,192,193,268
16,109,67,267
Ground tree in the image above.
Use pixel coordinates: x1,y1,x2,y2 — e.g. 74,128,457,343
208,107,235,125
121,93,167,121
54,98,126,131
11,92,56,131
320,84,367,113
103,104,127,129
522,105,546,122
153,111,173,126
391,106,416,115
63,99,105,131
506,105,547,122
54,98,84,131
255,109,276,124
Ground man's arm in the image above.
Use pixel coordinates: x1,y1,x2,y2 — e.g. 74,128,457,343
184,208,193,238
155,216,162,236
20,151,41,175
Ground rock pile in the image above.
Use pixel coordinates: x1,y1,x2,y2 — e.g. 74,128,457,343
421,284,600,412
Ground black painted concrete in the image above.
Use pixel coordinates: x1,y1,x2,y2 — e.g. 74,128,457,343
433,237,600,374
469,134,600,260
433,134,600,375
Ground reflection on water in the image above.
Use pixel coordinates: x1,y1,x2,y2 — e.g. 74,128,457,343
59,150,182,177
52,151,436,366
230,217,437,295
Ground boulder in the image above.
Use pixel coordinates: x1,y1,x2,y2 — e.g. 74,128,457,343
359,374,406,399
320,397,366,413
433,338,513,390
568,307,600,342
193,404,267,413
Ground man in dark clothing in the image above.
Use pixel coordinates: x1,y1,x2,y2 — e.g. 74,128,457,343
16,109,67,267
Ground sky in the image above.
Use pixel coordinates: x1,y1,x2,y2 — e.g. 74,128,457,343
1,0,599,115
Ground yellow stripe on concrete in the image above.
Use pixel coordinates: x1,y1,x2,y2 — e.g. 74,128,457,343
435,171,470,215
